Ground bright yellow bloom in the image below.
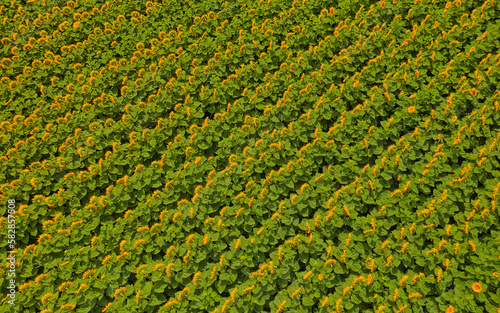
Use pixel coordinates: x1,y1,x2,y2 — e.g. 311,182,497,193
472,282,482,293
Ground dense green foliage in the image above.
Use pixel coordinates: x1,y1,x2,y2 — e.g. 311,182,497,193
1,0,500,312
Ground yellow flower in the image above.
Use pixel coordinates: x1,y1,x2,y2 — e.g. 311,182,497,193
102,255,111,266
114,287,126,298
408,106,415,113
192,272,201,286
41,293,54,304
472,282,482,293
101,302,112,312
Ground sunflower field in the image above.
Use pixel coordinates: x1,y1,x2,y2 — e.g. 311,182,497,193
1,0,500,312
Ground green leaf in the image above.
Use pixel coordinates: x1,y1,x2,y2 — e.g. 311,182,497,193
302,294,315,306
344,300,354,310
140,281,153,296
220,272,232,283
153,280,167,293
150,294,166,306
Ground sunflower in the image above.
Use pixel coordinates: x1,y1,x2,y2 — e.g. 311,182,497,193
472,282,482,293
